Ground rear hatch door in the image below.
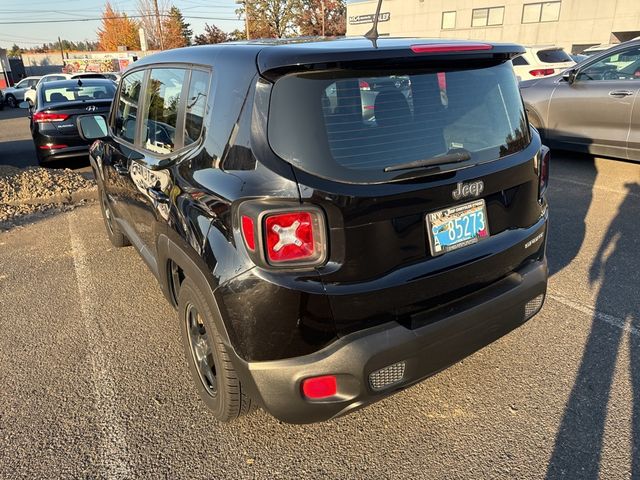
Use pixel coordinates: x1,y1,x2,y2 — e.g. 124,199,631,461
265,41,547,335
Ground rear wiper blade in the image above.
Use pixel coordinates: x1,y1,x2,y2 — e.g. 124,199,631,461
384,150,471,172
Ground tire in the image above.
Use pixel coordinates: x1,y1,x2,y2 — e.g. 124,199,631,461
98,186,130,247
6,95,16,108
178,278,253,422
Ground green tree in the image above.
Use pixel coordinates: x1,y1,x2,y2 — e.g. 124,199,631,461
8,44,22,57
227,29,247,42
162,6,192,48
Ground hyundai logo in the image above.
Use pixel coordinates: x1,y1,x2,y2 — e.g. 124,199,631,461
452,180,484,200
86,105,97,112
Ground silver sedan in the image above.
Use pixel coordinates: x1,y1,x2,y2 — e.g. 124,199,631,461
520,40,640,162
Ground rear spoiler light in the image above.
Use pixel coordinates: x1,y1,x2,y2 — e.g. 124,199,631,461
411,43,493,54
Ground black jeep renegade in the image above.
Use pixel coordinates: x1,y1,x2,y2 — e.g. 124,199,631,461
78,37,550,424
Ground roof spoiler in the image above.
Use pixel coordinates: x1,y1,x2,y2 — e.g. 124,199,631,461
257,41,525,81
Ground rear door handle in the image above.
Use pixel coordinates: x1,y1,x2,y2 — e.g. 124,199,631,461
609,90,635,97
147,186,170,204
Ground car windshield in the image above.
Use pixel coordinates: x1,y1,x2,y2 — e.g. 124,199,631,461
268,61,530,183
42,84,116,105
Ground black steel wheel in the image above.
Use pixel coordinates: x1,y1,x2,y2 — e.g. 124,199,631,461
178,278,253,422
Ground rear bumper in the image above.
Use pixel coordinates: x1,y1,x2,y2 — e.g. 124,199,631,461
236,257,547,424
37,145,89,162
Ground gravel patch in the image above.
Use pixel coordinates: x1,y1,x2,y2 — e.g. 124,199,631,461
0,165,97,229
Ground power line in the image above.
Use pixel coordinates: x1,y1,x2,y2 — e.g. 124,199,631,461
0,14,238,25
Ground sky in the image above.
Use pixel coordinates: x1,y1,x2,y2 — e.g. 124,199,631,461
0,0,245,48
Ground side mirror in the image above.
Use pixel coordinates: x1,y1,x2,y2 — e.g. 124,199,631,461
18,101,30,109
562,69,577,84
77,114,109,141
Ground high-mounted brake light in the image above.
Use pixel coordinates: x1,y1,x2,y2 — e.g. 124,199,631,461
359,80,371,90
33,112,69,122
529,69,555,77
302,375,337,399
411,43,493,54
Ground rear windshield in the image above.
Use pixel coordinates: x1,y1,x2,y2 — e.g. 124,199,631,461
42,84,115,105
268,61,530,183
536,48,573,63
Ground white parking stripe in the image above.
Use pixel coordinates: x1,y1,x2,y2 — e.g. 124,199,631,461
67,211,132,479
548,293,638,337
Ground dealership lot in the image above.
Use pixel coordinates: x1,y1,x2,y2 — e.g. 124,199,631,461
1,107,639,478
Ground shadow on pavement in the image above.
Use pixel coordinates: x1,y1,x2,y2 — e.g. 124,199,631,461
546,150,597,277
546,182,640,478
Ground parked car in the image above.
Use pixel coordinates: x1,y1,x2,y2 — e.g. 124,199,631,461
1,76,41,107
77,38,549,424
22,78,116,165
512,46,575,81
521,39,640,161
25,72,110,105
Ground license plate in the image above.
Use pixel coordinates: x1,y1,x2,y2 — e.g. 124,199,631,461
426,199,489,256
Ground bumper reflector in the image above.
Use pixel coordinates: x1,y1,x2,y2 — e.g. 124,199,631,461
302,375,337,399
524,294,545,319
369,361,406,391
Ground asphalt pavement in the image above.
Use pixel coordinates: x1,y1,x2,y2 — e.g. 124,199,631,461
1,124,640,477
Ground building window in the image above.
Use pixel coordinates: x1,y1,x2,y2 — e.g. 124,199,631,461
522,2,561,23
441,11,456,29
472,6,505,27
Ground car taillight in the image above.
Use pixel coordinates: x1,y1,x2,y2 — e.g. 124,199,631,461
241,215,255,251
529,69,555,77
265,211,322,264
538,146,550,197
302,375,337,399
38,144,68,150
359,80,370,90
33,112,69,122
240,207,327,268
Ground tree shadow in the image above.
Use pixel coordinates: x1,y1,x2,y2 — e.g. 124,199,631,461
546,182,640,478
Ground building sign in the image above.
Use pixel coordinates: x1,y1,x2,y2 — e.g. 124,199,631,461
349,12,391,25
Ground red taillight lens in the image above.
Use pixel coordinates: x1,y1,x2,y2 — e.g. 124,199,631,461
38,144,68,150
265,212,316,263
302,375,337,399
411,43,492,53
241,215,255,251
529,69,555,77
33,112,69,122
359,80,370,90
239,207,327,268
538,147,550,197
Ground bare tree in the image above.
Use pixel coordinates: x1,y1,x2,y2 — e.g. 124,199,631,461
137,0,170,50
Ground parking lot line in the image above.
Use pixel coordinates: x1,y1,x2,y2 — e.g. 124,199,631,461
67,211,132,479
548,293,638,337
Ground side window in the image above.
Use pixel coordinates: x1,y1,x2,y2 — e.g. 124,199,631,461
512,55,529,66
579,47,640,81
114,70,145,143
184,70,210,146
141,68,186,154
29,79,39,88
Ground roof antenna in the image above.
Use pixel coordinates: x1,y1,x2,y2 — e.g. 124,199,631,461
364,0,383,47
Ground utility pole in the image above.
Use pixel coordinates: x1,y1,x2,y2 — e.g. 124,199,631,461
58,36,65,63
321,0,325,36
243,0,250,40
153,0,164,50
